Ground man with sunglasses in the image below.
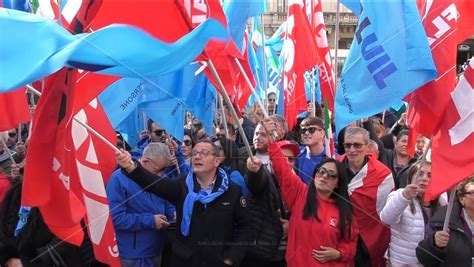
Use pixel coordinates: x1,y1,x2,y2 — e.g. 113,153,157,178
267,92,277,116
131,120,168,159
340,126,394,267
0,131,18,175
5,130,18,152
107,142,176,267
295,117,327,184
116,140,254,267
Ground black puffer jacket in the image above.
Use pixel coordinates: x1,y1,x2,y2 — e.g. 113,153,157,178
416,200,474,267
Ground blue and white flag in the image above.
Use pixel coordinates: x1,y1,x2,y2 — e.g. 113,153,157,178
0,9,227,92
335,0,437,133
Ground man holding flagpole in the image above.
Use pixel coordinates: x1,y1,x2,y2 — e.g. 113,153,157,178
116,140,254,267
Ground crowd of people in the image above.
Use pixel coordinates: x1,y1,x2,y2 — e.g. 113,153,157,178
0,97,473,267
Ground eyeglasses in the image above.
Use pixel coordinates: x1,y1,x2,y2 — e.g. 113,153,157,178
343,142,366,149
299,127,322,135
183,140,193,146
8,132,17,138
191,149,214,158
463,191,474,196
153,129,166,136
316,167,338,180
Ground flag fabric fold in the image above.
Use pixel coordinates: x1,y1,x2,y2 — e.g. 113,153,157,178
407,0,474,140
282,0,320,130
0,8,227,92
335,0,437,133
424,58,474,201
0,88,30,131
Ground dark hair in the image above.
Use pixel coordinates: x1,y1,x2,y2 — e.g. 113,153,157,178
184,129,195,148
380,133,395,150
302,158,353,239
216,138,239,171
301,116,324,129
218,123,236,135
457,175,474,197
147,119,154,132
195,140,220,156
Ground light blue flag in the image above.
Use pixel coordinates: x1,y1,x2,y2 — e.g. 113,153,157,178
98,78,143,128
115,109,143,147
334,0,437,133
305,68,321,103
140,65,200,141
185,73,217,135
2,0,32,12
0,9,227,92
265,20,286,53
225,0,267,53
340,0,362,16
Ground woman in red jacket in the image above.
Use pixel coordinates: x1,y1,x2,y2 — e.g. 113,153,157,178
248,137,358,267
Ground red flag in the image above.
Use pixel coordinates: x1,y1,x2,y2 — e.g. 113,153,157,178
408,0,474,140
424,58,474,201
88,0,191,42
0,88,30,132
311,0,335,111
187,0,254,115
283,0,321,129
22,69,86,246
71,98,120,266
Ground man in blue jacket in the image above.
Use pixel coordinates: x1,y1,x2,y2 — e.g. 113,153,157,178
107,142,175,267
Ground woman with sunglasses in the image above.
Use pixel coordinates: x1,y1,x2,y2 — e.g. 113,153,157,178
380,161,446,266
247,120,358,266
182,130,194,165
214,138,249,198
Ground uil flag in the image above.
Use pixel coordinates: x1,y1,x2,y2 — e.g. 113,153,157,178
335,0,437,133
310,0,336,112
424,58,474,201
282,0,320,129
407,0,474,146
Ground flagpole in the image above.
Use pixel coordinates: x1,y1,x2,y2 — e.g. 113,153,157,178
218,93,230,138
26,85,121,154
18,123,22,143
443,187,456,231
260,15,269,113
234,57,278,139
207,60,254,161
0,138,16,164
333,0,341,88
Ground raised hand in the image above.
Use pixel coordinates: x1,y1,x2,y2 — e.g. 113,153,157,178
402,184,419,200
115,149,135,172
246,157,262,173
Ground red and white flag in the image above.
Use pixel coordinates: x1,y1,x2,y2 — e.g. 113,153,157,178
22,69,86,246
407,0,474,153
424,58,474,201
283,0,320,130
71,98,120,266
310,0,335,111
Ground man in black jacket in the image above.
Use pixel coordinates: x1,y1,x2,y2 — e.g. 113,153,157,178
116,140,254,267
